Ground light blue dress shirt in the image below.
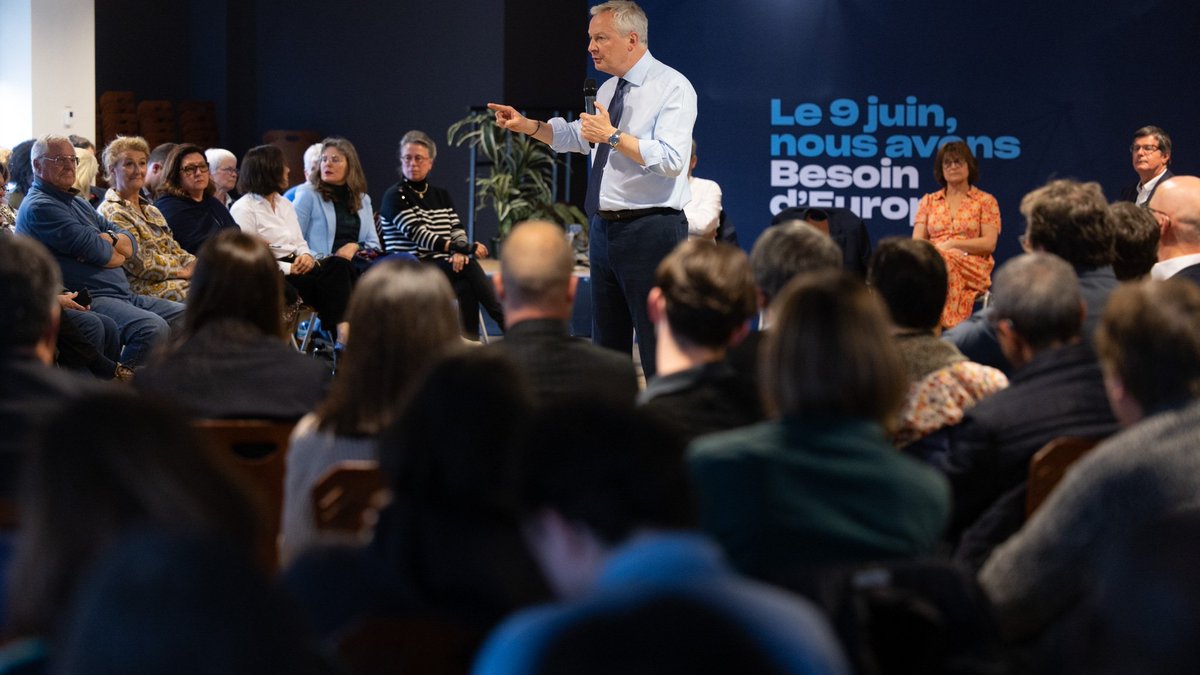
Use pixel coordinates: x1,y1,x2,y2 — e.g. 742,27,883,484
548,51,697,212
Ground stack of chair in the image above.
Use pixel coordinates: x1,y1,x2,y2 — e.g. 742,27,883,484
138,100,176,149
98,90,138,146
179,101,219,149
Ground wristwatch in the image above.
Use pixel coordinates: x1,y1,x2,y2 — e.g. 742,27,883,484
107,231,119,246
608,130,622,149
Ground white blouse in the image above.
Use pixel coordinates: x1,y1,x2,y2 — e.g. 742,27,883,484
230,192,311,272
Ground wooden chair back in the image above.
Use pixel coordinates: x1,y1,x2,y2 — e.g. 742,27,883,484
1026,436,1102,517
194,419,296,571
312,461,389,534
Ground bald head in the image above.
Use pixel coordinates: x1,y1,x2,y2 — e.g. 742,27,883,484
498,220,575,316
1151,176,1200,251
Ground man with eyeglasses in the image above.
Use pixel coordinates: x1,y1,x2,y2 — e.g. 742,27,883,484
1148,175,1200,285
1120,125,1173,206
15,135,184,368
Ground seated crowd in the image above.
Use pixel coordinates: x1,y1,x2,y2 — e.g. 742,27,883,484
5,123,1200,674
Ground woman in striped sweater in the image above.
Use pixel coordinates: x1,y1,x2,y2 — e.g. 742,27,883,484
379,130,504,339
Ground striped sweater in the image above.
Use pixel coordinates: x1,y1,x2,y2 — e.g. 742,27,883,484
377,180,467,260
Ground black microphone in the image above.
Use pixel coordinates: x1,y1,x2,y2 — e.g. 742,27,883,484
583,78,597,115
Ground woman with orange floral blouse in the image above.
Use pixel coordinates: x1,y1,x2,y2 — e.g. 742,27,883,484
912,141,1000,328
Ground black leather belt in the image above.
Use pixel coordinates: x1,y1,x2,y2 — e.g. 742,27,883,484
596,207,682,222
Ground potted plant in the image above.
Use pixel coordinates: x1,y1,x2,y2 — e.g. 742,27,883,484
447,110,588,250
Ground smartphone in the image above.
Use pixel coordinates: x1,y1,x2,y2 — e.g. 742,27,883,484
75,288,92,308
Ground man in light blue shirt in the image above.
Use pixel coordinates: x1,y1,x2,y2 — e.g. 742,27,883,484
489,1,697,377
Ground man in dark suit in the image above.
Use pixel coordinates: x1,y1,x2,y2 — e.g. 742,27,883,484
1119,125,1173,205
1148,175,1200,284
489,220,638,406
0,235,108,500
771,206,871,277
930,253,1119,551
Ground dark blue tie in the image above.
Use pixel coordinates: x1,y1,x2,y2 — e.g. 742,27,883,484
584,78,629,218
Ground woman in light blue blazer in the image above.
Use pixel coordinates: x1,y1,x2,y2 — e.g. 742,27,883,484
293,137,383,271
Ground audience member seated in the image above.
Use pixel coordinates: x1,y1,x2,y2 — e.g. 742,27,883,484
638,239,762,442
930,253,1119,558
283,351,551,643
771,206,871,277
98,136,196,302
5,140,34,210
1148,175,1200,284
154,143,240,255
205,147,241,209
946,179,1118,374
293,137,384,273
233,144,357,343
684,141,722,239
283,143,322,202
911,140,1001,328
15,134,185,368
0,236,108,503
143,142,176,199
72,145,104,207
867,237,1007,449
726,221,842,384
473,400,849,675
3,392,261,670
689,271,949,578
1066,508,1200,675
136,230,331,419
1107,201,1159,281
979,278,1200,645
281,261,460,561
0,161,16,232
487,220,637,407
52,529,323,675
379,130,504,340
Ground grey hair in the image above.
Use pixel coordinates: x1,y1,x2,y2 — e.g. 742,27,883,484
990,252,1082,350
591,1,649,46
399,130,437,162
1132,125,1172,159
205,148,236,172
750,221,843,303
30,134,71,169
301,143,322,175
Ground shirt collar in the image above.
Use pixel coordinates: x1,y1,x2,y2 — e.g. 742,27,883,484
1151,252,1200,280
31,177,77,204
619,50,656,87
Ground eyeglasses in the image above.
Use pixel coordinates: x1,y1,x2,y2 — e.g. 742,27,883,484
401,155,430,164
942,158,966,168
320,155,345,165
181,163,210,176
1147,205,1171,225
1130,144,1161,154
44,155,80,167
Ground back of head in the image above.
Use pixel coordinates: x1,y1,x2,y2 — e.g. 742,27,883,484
7,392,260,638
301,143,322,178
0,235,60,354
990,252,1083,350
185,230,284,339
763,270,906,423
148,142,177,168
1095,278,1200,413
54,529,317,675
318,260,460,436
379,350,534,509
656,239,756,348
1151,175,1200,248
750,221,842,304
499,220,574,311
513,400,695,546
9,140,35,193
237,144,286,197
1107,201,1161,280
1021,179,1113,270
867,237,947,331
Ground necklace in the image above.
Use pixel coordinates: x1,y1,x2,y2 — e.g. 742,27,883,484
407,181,429,198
